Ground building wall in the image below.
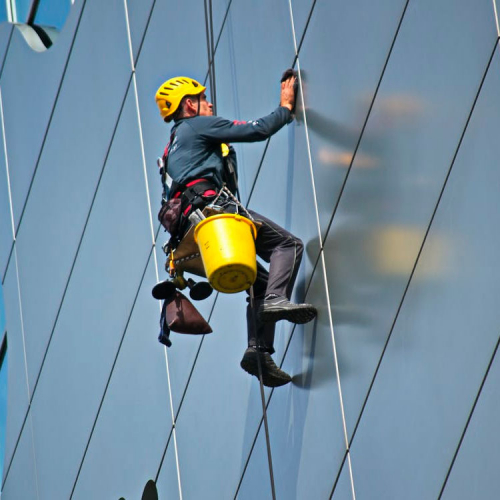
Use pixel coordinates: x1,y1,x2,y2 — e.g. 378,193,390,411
1,0,500,498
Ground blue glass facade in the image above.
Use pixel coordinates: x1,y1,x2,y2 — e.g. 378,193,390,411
0,1,499,498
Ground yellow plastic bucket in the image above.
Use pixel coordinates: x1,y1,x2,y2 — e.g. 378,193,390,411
194,213,257,293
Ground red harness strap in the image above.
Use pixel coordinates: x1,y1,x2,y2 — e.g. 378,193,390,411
173,179,217,215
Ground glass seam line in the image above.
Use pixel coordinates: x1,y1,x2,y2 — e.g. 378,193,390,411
129,0,157,67
292,0,318,67
437,335,500,499
233,252,325,497
232,413,266,498
154,0,235,491
154,427,174,483
326,0,415,495
1,248,36,493
1,28,18,283
11,0,88,242
214,0,275,488
0,26,14,81
288,5,323,250
1,72,135,488
68,249,154,499
321,0,411,250
122,1,183,498
206,2,275,492
257,370,277,499
203,0,234,87
287,1,356,499
0,86,15,245
338,34,500,492
122,0,156,245
12,248,31,414
152,0,238,480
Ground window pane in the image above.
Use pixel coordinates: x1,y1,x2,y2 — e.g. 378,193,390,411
0,1,7,23
11,0,32,23
34,0,71,30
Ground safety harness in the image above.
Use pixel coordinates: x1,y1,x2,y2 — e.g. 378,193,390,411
158,123,239,238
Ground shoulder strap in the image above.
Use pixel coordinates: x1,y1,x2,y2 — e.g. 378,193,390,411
159,127,178,202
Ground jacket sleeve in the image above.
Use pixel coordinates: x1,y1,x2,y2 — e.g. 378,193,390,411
189,106,292,143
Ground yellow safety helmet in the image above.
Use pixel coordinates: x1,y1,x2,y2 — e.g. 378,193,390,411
155,76,206,122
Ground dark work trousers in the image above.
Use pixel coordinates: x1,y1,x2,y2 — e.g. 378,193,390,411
179,194,303,355
245,209,304,354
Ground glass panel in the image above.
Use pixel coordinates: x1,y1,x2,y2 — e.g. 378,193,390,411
122,0,155,63
247,122,321,363
0,414,38,500
265,260,348,499
213,0,295,204
10,0,31,23
347,47,500,499
34,0,71,30
290,0,315,46
136,0,224,416
72,258,174,500
211,0,230,45
235,426,273,500
296,0,408,238
0,1,7,23
173,291,266,499
0,0,84,230
322,0,498,441
156,436,181,500
330,461,354,500
1,255,30,473
0,24,13,66
441,347,500,500
12,0,132,391
153,232,217,415
28,85,152,500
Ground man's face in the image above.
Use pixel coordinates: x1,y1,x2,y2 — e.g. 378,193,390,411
198,93,213,116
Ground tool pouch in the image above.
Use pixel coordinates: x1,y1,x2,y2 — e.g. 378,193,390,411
158,198,183,235
163,291,212,335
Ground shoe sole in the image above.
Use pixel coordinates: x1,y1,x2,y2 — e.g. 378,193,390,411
259,305,317,325
240,352,291,388
152,281,176,300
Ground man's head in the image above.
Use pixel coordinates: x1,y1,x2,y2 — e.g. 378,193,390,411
155,77,213,122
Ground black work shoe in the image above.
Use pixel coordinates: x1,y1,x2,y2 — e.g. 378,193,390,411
240,347,292,388
259,296,317,324
151,280,176,300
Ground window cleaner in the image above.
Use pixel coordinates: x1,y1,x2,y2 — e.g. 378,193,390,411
152,72,317,387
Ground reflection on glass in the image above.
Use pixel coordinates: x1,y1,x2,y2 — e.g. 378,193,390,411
33,0,71,30
8,0,31,23
6,0,74,49
0,339,7,490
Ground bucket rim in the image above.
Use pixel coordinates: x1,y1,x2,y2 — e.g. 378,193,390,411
194,213,257,241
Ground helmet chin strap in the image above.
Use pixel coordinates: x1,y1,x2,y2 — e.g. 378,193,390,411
196,94,201,117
